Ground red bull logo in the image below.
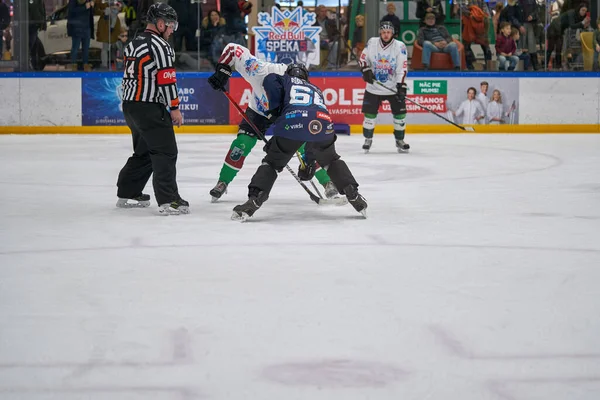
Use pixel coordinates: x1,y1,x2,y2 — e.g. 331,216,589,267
273,18,300,30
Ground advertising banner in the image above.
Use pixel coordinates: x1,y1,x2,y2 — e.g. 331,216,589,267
228,76,519,126
81,76,229,126
252,6,322,67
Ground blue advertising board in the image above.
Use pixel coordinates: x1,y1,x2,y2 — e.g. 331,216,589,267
81,75,229,126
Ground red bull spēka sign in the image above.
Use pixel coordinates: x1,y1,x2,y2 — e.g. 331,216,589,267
252,6,322,66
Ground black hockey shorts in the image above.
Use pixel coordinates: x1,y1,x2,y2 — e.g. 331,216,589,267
361,90,407,115
238,108,273,138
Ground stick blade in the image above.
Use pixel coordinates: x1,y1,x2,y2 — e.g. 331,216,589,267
318,196,349,206
464,126,476,132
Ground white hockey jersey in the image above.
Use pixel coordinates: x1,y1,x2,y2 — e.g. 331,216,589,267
218,44,288,116
359,37,408,96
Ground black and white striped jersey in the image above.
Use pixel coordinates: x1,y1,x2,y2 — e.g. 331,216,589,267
121,30,180,110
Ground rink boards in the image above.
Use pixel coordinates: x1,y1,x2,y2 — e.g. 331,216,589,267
0,71,598,134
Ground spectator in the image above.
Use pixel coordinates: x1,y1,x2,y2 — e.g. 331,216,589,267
511,27,531,69
453,87,485,124
381,2,401,39
95,0,122,69
352,14,365,57
520,0,541,70
417,13,461,70
29,0,47,70
314,5,340,69
498,0,524,34
201,10,226,66
454,0,492,70
546,3,589,69
221,0,250,46
114,27,128,69
168,0,201,52
67,0,94,71
416,0,445,27
594,16,600,70
496,21,519,70
0,0,9,57
492,2,504,34
123,0,138,39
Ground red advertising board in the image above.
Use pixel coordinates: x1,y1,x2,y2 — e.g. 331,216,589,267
227,76,439,126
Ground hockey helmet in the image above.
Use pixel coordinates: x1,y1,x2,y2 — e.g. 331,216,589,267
147,3,179,31
379,21,395,34
286,63,309,81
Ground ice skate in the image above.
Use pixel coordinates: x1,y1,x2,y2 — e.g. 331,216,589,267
209,181,228,202
342,185,368,218
396,139,410,153
362,138,373,153
158,198,190,215
231,196,262,222
323,181,348,205
116,193,151,208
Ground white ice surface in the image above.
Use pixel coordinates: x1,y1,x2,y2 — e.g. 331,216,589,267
0,134,599,400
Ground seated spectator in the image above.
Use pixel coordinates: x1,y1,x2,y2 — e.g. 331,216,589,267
417,13,461,70
201,10,226,65
453,0,492,70
416,0,445,27
496,21,519,70
381,2,401,39
114,27,128,70
511,27,531,69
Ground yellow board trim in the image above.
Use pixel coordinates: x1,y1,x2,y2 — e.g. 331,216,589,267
0,124,598,134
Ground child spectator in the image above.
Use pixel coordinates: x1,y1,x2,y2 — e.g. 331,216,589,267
496,21,519,70
114,27,128,70
511,27,531,69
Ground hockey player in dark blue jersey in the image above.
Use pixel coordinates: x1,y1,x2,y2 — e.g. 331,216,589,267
231,63,367,221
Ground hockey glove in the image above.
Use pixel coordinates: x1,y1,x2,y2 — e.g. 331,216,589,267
298,160,317,181
361,66,375,84
396,83,408,102
208,63,232,91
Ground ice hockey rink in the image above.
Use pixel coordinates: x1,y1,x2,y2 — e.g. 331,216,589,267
1,133,599,400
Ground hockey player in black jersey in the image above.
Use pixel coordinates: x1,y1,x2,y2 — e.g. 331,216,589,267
231,64,367,221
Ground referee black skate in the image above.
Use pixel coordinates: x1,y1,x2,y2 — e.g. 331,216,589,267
115,3,189,215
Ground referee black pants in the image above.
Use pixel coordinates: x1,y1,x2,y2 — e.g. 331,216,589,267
117,102,180,205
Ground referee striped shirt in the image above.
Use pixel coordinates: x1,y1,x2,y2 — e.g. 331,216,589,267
121,30,180,110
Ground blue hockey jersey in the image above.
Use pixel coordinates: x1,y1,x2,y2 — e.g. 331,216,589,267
263,73,335,142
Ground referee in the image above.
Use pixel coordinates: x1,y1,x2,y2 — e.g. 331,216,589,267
116,3,188,215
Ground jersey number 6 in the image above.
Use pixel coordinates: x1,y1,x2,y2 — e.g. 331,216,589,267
289,85,326,109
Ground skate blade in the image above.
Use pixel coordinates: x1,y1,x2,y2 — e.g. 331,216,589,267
359,208,367,218
158,206,190,215
397,148,410,153
231,211,251,222
363,149,370,154
211,196,219,203
318,196,348,206
116,199,151,208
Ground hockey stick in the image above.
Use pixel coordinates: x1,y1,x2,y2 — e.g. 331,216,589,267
374,81,475,132
294,151,325,199
222,91,339,206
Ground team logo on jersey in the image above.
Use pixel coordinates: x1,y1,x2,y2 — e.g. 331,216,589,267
254,93,269,115
244,58,262,76
252,6,322,66
374,53,397,84
309,120,322,135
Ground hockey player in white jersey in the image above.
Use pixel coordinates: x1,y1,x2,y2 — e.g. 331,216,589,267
207,44,338,201
359,22,409,153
